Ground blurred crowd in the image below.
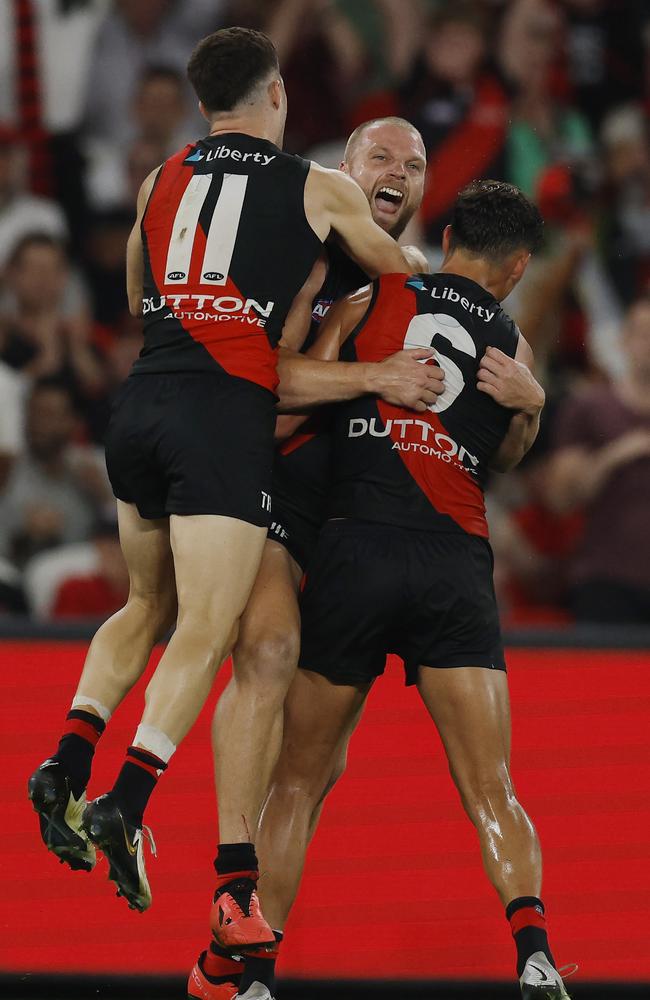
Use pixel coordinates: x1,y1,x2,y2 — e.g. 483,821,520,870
1,0,649,627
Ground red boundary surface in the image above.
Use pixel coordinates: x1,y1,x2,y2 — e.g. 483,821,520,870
2,642,649,981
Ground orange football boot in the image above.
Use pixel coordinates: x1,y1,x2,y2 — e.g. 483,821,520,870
210,870,275,951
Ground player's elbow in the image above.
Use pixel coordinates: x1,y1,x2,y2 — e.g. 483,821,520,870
490,449,523,473
128,294,143,318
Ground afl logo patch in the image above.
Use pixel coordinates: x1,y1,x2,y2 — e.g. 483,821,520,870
167,271,186,280
203,272,224,281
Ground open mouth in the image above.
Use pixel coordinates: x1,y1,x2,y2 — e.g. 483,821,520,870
374,186,404,214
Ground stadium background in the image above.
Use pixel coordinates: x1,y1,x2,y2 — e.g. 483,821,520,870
1,1,649,998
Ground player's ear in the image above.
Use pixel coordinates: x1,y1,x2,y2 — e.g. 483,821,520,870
268,77,283,110
340,160,350,175
441,225,452,255
198,100,210,123
510,250,531,285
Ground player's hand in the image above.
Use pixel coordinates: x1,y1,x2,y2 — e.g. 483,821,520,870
371,348,445,412
477,347,544,413
401,245,430,273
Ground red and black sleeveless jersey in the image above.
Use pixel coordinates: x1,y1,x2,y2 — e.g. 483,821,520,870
272,242,369,529
132,133,323,392
330,272,520,537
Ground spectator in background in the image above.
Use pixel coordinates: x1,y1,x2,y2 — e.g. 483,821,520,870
83,0,225,148
124,136,167,206
600,104,650,308
82,210,131,329
0,0,106,247
398,3,510,245
85,65,194,211
0,358,24,490
502,0,593,197
261,0,367,153
545,297,650,623
50,522,129,621
132,65,194,151
0,233,107,440
0,378,111,569
560,0,650,130
0,129,67,269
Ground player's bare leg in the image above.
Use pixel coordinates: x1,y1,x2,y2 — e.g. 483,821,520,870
416,666,567,996
75,502,177,712
82,514,267,912
189,542,303,992
255,669,370,931
138,515,266,742
416,666,540,904
28,500,177,872
200,672,369,1000
213,540,303,845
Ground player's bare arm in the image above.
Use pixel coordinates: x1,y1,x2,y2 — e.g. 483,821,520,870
278,253,329,353
126,166,161,317
480,336,545,472
277,286,444,415
304,163,410,276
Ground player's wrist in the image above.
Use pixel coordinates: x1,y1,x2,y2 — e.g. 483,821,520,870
518,386,545,416
360,361,382,395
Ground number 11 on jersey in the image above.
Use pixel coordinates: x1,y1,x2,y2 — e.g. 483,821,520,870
164,173,249,286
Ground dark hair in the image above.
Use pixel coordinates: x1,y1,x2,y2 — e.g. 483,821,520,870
138,64,185,92
7,232,68,268
449,180,544,259
187,27,279,114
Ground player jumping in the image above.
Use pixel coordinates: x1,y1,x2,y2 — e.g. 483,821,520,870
27,30,435,915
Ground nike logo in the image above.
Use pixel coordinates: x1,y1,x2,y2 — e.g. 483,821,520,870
120,815,137,857
528,962,554,985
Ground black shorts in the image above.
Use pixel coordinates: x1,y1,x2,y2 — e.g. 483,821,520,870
266,500,320,572
105,372,275,525
299,519,506,686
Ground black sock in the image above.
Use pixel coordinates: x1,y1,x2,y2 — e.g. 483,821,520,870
506,896,555,977
238,930,283,994
200,939,243,985
54,710,106,797
214,842,258,877
111,746,167,827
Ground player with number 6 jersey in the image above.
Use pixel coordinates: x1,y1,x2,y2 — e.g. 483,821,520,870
254,183,573,1000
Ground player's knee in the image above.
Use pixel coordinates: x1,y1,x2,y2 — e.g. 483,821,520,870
320,756,347,801
128,588,176,636
274,741,334,801
455,764,514,824
233,627,300,691
153,595,178,641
